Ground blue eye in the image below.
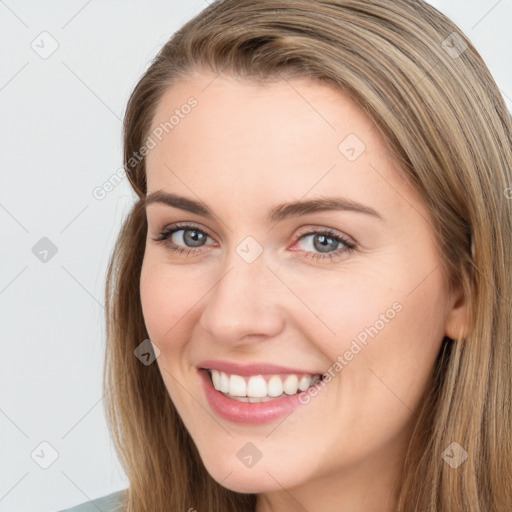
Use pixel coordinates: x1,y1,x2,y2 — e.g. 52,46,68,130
152,223,211,257
152,223,357,261
294,228,356,261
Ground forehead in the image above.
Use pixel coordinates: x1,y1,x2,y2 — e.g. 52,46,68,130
144,71,421,220
147,71,376,157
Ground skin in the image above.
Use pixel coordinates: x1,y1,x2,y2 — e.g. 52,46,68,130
139,70,467,512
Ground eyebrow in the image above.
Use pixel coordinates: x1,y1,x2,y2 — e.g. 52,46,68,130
144,190,384,222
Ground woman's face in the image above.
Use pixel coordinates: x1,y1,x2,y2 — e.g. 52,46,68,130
140,71,465,508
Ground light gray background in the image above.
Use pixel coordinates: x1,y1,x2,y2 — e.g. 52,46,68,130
1,1,511,511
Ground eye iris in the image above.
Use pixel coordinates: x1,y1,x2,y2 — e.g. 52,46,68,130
183,229,206,247
313,234,338,253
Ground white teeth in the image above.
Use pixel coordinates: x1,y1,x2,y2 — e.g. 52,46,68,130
231,395,281,403
283,374,299,395
208,369,321,399
229,374,247,396
219,371,230,393
298,375,311,391
212,370,221,390
246,375,267,397
267,375,283,397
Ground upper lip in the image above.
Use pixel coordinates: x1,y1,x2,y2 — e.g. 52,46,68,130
197,359,323,376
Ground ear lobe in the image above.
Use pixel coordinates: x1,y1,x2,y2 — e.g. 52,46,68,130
444,283,468,341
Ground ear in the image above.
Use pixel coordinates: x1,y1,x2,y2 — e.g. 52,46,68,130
444,282,468,341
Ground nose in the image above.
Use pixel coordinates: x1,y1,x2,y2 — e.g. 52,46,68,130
198,247,285,347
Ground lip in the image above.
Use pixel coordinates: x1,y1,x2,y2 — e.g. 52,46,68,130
198,369,312,425
197,359,323,377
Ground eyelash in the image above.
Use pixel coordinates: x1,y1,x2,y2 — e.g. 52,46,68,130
151,222,357,262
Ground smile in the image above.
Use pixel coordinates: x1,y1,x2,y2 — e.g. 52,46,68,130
197,361,326,424
207,369,322,402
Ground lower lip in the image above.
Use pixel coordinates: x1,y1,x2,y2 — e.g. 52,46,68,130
199,369,309,425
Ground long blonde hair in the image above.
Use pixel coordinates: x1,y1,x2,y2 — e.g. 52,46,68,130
103,1,512,510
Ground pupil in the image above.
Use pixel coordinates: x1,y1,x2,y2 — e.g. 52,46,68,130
314,234,337,253
185,230,205,247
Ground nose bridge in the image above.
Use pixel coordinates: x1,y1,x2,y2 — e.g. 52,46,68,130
199,239,284,343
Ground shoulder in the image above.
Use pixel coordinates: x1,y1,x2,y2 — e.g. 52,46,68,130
57,489,127,512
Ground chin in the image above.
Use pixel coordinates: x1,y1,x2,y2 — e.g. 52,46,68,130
209,469,284,494
200,453,307,494
217,477,270,494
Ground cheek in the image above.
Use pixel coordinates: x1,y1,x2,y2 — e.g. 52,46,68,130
139,256,202,409
294,257,447,397
281,265,400,361
139,254,202,345
326,270,447,424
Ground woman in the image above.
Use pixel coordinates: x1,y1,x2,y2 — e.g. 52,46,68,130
60,0,512,510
